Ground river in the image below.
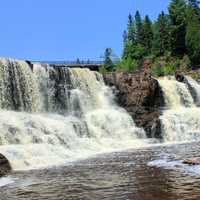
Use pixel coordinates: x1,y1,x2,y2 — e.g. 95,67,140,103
1,142,200,200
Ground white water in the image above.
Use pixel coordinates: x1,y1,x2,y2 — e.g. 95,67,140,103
158,77,200,142
0,58,148,170
184,76,200,106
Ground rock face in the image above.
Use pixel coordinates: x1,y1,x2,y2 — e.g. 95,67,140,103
0,154,11,177
104,68,165,138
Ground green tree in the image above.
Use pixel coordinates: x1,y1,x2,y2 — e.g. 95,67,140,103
76,58,81,64
135,10,142,43
186,0,200,65
152,12,172,56
169,0,187,56
140,15,153,54
123,40,146,60
188,0,200,10
123,30,128,45
127,14,135,43
103,48,114,71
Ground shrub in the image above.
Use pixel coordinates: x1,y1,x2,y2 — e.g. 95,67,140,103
116,57,139,72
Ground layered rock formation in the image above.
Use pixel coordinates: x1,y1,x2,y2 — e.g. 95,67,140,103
0,154,11,177
104,68,165,138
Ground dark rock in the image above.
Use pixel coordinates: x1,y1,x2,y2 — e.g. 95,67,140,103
0,154,11,177
175,72,185,82
104,68,165,138
183,158,200,165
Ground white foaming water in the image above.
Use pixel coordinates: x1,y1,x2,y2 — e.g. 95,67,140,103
184,76,200,106
0,58,148,170
158,77,194,108
0,176,15,187
158,76,200,142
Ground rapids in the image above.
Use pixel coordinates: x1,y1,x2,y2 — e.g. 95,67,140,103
158,76,200,142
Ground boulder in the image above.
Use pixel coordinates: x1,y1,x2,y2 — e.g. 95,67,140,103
0,154,11,177
183,158,200,165
104,68,165,138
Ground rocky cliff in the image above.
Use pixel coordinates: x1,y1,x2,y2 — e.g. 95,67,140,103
104,69,165,138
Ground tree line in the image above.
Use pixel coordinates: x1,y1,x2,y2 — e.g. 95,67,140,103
103,0,200,75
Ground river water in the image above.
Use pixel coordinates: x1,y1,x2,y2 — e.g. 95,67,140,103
1,141,200,200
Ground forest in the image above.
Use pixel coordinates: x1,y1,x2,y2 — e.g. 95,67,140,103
103,0,200,76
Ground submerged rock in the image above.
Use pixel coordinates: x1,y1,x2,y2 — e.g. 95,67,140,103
0,154,11,177
183,158,200,165
104,68,165,138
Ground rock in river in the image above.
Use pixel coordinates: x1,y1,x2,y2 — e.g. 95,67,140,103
0,154,11,177
183,158,200,165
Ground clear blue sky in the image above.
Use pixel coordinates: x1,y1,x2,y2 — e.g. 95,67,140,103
0,0,171,61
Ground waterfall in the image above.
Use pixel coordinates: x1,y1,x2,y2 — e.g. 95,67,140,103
0,58,147,170
158,76,200,142
184,76,200,106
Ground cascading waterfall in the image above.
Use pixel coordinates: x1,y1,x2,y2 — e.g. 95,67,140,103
0,58,147,170
184,76,200,106
158,76,200,142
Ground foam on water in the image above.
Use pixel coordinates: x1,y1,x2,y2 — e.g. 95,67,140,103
0,176,15,187
158,77,200,142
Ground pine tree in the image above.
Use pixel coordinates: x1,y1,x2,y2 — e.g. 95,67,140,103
103,48,114,71
169,0,187,56
186,0,200,65
187,0,200,18
152,12,172,56
188,0,200,10
140,15,153,54
123,30,128,45
135,10,142,43
127,14,135,43
76,58,81,64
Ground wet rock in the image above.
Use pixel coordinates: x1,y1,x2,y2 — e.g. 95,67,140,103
104,68,165,138
0,154,11,177
183,158,200,165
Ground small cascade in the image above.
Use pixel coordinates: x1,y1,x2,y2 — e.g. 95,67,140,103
184,76,200,106
0,58,40,112
158,76,200,142
0,58,147,170
158,77,194,108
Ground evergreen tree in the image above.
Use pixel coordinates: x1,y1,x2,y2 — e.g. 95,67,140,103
140,15,153,54
152,12,172,56
127,14,135,43
123,30,128,45
103,48,114,71
186,0,200,65
76,58,81,64
135,10,142,43
169,0,187,56
188,0,200,10
123,40,146,60
187,0,200,18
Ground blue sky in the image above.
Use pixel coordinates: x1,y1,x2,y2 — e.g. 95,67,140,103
0,0,171,61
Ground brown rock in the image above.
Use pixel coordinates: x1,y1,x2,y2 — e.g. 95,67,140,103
104,68,165,138
0,154,11,177
183,158,200,165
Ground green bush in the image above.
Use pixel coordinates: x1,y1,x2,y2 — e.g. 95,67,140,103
151,59,179,77
116,57,139,72
179,55,191,70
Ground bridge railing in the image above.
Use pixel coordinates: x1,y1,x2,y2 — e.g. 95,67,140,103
33,60,105,65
